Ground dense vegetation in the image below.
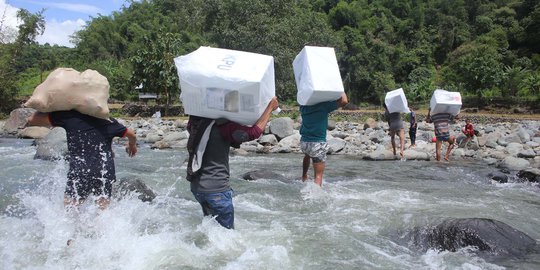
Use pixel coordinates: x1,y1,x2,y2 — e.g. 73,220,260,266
1,0,539,113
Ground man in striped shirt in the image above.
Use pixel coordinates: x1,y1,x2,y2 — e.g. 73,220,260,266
427,109,457,161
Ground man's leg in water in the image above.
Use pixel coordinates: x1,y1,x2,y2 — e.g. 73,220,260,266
302,154,310,181
435,140,442,161
313,161,326,187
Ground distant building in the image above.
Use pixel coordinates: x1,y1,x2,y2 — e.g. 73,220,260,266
137,84,158,103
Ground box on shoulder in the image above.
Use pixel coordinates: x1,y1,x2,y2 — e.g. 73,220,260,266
384,88,410,113
174,46,275,126
293,46,344,106
430,89,462,116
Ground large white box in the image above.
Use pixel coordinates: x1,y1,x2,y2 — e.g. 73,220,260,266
430,89,462,115
293,46,344,106
174,46,275,125
384,88,410,113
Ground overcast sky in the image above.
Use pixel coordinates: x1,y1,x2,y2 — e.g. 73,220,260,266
1,0,127,47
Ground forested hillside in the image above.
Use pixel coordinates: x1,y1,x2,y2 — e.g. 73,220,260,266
1,0,539,113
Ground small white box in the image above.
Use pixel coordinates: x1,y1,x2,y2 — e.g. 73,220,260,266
293,46,344,106
384,88,410,113
430,89,462,115
174,46,275,125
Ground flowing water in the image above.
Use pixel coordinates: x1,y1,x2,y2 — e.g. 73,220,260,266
1,138,539,270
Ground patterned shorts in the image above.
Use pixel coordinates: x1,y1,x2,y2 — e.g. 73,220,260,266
300,141,329,163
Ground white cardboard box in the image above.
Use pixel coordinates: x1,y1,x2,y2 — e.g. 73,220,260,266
430,89,462,116
293,46,344,106
384,88,410,113
174,46,275,125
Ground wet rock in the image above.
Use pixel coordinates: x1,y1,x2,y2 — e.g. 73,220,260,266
487,171,508,183
113,177,156,202
241,169,287,181
259,134,278,146
34,127,67,160
19,126,50,139
327,137,346,154
403,218,536,257
516,168,540,183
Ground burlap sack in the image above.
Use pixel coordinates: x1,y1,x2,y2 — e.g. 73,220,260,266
24,68,110,119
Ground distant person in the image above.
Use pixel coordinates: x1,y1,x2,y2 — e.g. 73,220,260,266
383,103,405,158
462,118,475,146
300,93,348,187
26,110,138,209
408,107,417,148
186,97,279,229
426,108,456,161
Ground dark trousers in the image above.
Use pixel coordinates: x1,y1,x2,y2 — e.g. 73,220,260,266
409,127,417,145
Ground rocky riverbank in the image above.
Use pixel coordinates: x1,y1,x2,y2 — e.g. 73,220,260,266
1,108,539,182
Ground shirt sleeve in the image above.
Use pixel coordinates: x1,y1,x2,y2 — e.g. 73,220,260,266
107,119,128,138
218,122,263,144
327,100,339,113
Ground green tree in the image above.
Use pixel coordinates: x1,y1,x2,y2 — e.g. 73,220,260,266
130,31,203,114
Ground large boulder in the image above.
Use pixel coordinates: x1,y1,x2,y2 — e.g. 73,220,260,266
3,108,36,135
487,171,509,183
34,127,67,160
402,218,536,257
269,117,294,139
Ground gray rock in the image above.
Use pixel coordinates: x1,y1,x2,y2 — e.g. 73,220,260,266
34,127,68,160
277,132,300,150
162,131,188,142
363,118,378,130
113,177,156,202
516,168,540,183
18,126,50,139
363,149,396,161
3,108,36,135
327,119,336,131
241,169,287,181
506,142,524,156
258,134,278,146
518,149,537,159
269,117,294,139
151,141,170,149
327,137,346,154
170,139,188,149
401,218,536,257
499,156,530,171
404,150,430,161
144,133,162,143
487,171,508,183
517,128,531,143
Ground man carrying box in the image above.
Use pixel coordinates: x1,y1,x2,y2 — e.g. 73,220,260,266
186,97,279,229
300,93,348,187
426,108,457,161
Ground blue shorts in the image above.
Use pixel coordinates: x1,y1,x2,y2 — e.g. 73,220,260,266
192,190,234,229
437,135,450,142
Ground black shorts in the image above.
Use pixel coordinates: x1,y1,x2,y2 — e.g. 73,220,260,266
65,173,114,199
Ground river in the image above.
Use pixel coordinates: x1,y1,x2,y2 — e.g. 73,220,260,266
0,139,539,269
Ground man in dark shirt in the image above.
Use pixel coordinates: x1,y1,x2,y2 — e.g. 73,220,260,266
186,97,279,229
27,110,138,209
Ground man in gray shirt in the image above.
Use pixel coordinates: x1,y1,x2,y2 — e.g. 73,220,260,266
186,97,278,229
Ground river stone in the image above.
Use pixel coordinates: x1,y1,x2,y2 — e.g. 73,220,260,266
488,171,508,183
269,117,294,139
144,133,162,143
34,127,67,160
162,131,188,142
506,142,524,156
516,168,540,183
499,156,530,171
259,134,278,146
327,137,346,154
327,119,336,131
518,128,531,143
363,149,396,161
404,150,430,161
277,132,300,149
518,149,537,159
241,169,288,181
113,177,156,202
3,108,36,135
403,218,537,257
18,126,50,139
151,140,170,149
363,118,377,130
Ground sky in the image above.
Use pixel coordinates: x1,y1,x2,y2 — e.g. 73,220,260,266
0,0,128,47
